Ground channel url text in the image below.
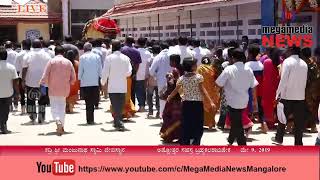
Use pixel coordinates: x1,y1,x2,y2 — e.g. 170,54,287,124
78,165,286,174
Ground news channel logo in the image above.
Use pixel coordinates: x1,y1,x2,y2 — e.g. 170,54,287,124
27,88,41,101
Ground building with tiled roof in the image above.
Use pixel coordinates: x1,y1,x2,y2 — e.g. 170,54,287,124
0,0,62,42
101,0,319,48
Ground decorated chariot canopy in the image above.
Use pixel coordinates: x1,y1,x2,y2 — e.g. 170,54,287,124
281,0,320,23
283,0,320,12
82,17,120,39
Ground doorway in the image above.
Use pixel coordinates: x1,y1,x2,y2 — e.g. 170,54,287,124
0,25,17,43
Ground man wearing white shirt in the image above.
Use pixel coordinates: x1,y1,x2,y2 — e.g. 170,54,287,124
216,48,258,145
136,38,152,112
0,46,20,134
42,41,55,58
101,40,132,130
193,39,211,66
5,41,19,111
149,42,172,118
92,39,110,67
15,39,31,114
274,46,308,146
146,45,161,118
168,36,194,64
48,40,56,51
5,41,17,67
101,39,112,99
6,41,20,112
22,39,51,124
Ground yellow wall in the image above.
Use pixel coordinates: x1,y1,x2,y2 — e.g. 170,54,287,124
17,23,49,42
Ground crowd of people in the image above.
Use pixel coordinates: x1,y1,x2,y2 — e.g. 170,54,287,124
0,35,319,145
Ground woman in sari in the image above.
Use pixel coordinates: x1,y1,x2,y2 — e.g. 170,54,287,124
160,55,183,143
66,50,80,113
197,57,220,130
262,48,281,129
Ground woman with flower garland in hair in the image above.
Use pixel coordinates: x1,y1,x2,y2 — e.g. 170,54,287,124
197,57,220,130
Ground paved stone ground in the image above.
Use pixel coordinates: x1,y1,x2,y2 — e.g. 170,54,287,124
0,97,318,146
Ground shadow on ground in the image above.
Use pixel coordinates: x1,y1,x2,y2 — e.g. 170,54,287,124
21,121,52,126
78,123,103,126
203,127,218,133
150,123,162,127
100,128,131,132
38,131,74,136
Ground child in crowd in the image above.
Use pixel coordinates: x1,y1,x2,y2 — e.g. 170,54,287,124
167,57,215,145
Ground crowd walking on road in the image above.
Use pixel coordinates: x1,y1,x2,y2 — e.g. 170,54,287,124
0,35,319,146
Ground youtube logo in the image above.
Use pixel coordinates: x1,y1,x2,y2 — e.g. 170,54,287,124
37,160,76,176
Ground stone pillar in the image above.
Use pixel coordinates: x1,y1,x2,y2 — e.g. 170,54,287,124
61,0,69,37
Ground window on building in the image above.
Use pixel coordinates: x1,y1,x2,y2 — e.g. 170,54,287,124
175,25,185,29
236,30,243,35
221,30,234,36
248,29,256,35
228,20,243,26
207,31,216,36
148,27,155,30
150,33,163,37
166,25,175,30
140,27,146,31
186,24,197,28
120,28,125,32
181,32,190,37
200,31,205,36
200,23,212,28
166,33,170,37
170,32,178,37
217,21,227,27
155,26,163,30
132,28,138,31
294,15,312,23
248,19,261,25
191,31,196,37
144,34,149,37
258,29,261,35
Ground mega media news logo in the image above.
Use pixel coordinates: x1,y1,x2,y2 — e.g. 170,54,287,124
37,160,76,176
261,25,313,48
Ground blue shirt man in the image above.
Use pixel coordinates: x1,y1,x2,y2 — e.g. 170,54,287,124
78,42,102,124
78,45,102,87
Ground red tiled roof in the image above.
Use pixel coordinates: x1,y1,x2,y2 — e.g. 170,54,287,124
0,0,61,23
103,0,232,17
